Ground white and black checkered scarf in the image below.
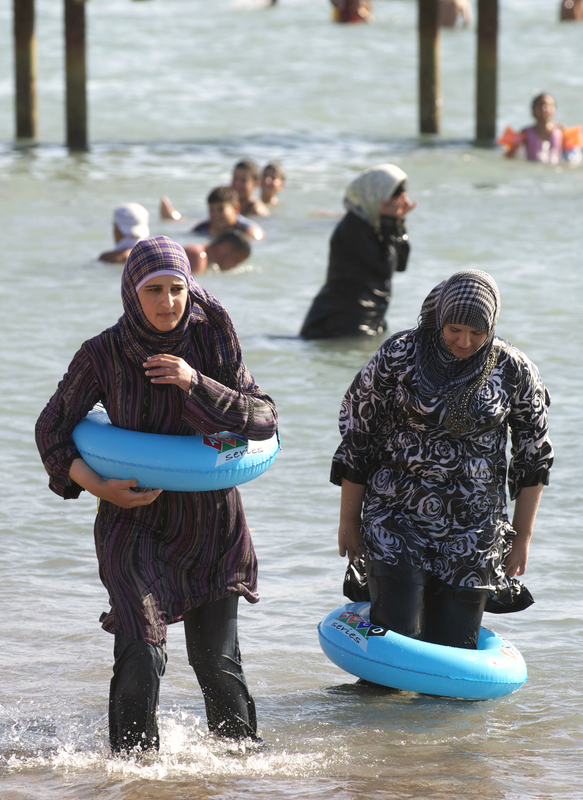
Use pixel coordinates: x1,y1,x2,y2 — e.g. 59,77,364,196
415,269,501,394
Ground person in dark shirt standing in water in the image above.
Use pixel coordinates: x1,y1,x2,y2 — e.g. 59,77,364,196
300,164,416,339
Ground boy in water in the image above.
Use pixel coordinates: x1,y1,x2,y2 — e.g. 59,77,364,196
184,230,252,274
231,160,270,217
98,203,150,263
160,187,265,241
260,162,286,207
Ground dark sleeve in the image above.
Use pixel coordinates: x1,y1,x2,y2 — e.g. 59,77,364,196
182,321,277,441
330,342,397,486
507,354,553,499
35,347,102,499
185,365,277,441
328,213,409,284
380,216,410,273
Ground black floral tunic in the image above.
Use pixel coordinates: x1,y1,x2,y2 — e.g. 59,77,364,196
331,329,553,591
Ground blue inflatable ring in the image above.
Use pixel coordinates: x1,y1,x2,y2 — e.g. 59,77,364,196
72,409,279,492
318,602,527,700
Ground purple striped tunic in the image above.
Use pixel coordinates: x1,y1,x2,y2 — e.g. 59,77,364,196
36,309,277,646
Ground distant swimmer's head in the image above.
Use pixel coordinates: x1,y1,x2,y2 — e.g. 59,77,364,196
261,162,286,204
531,93,556,122
207,186,240,233
344,163,408,231
232,159,260,203
207,230,252,271
113,203,150,248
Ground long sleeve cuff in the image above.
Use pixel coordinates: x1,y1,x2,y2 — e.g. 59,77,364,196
330,460,368,487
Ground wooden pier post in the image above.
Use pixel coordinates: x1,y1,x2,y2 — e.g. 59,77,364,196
13,0,37,140
476,0,498,144
418,0,441,134
64,0,88,150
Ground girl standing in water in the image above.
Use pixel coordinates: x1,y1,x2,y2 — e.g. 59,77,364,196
333,270,552,649
36,236,277,751
503,93,574,165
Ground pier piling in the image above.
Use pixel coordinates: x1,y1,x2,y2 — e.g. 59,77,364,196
476,0,498,144
13,0,37,140
64,0,88,151
418,0,441,134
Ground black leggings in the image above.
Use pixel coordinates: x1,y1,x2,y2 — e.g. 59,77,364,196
108,594,256,753
367,559,488,649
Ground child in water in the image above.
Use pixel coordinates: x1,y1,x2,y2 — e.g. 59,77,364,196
160,187,265,241
501,93,582,165
330,0,372,23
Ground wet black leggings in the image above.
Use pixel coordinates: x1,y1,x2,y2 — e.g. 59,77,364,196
108,594,256,753
367,560,488,649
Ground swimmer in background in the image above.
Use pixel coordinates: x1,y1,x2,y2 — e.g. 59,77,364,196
160,187,266,241
183,230,252,275
98,203,149,263
231,160,270,218
331,0,372,23
260,162,286,207
560,0,583,20
504,94,568,165
438,0,472,27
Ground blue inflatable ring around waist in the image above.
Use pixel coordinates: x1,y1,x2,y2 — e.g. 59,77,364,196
71,409,279,492
318,602,527,701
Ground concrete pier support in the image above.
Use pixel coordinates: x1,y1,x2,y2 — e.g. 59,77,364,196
13,0,37,140
476,0,499,143
418,0,441,134
64,0,88,150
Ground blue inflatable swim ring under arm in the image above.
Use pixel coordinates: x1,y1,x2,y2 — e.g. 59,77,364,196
318,602,528,700
71,409,279,492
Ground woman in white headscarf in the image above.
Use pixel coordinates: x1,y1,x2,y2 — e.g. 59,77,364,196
98,203,150,263
300,164,416,339
333,270,553,649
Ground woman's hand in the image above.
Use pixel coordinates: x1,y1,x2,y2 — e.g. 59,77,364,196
96,478,162,509
379,193,417,219
505,533,529,577
144,354,194,392
338,518,364,562
69,459,162,509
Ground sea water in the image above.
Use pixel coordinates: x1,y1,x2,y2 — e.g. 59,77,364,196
0,1,582,798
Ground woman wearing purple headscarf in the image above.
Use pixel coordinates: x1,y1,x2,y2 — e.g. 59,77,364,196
333,270,553,650
36,236,277,751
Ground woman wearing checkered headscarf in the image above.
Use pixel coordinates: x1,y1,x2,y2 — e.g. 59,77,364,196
36,237,277,752
332,270,553,650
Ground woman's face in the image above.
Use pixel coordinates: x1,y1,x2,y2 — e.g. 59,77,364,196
137,275,187,332
442,323,488,359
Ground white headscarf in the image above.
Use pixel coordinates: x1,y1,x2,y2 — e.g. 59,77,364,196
343,164,407,231
113,203,150,252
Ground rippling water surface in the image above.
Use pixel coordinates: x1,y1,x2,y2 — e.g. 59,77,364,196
1,1,582,798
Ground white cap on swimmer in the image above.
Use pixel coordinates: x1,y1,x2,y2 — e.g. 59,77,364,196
113,203,150,239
